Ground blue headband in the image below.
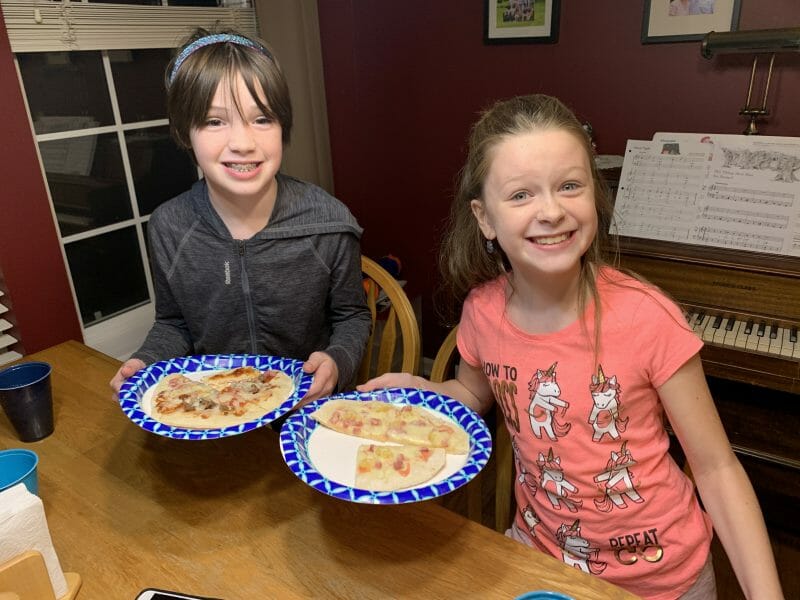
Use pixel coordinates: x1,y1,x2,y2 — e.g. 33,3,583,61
169,33,269,85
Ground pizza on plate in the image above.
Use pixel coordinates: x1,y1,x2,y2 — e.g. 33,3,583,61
150,367,295,429
310,399,469,454
355,444,446,491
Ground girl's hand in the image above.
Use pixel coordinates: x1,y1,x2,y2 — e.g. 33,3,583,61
301,351,339,405
109,358,146,396
357,372,428,392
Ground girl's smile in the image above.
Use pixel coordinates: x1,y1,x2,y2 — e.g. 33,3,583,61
529,231,573,246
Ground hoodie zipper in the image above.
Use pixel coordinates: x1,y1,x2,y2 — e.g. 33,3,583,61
238,240,258,353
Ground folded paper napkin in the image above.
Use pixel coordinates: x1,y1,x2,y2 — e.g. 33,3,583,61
0,483,67,598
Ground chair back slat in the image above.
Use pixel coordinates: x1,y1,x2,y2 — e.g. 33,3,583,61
357,256,420,383
376,308,399,376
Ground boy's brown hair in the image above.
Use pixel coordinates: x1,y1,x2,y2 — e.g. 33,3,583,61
166,28,293,159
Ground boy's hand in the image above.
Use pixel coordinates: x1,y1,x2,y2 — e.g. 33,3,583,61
109,358,146,396
301,351,338,405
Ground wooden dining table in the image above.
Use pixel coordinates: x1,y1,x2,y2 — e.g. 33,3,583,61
0,341,639,599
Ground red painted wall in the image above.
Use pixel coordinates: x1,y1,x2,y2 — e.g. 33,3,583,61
318,1,800,355
0,14,83,354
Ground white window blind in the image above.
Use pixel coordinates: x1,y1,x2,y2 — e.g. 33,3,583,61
0,289,22,366
1,0,257,52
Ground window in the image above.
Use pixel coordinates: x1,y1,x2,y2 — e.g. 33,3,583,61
2,0,257,359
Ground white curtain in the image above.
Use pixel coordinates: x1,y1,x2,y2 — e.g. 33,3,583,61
254,0,334,193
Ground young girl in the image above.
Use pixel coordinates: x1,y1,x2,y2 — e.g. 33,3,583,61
110,28,370,402
360,95,783,599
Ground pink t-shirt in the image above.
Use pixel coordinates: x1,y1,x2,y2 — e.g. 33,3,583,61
458,268,712,600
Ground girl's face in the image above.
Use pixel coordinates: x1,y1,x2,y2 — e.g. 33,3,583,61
471,128,597,284
190,74,283,205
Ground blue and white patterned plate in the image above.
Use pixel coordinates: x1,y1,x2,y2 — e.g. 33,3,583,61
279,387,492,504
118,354,313,440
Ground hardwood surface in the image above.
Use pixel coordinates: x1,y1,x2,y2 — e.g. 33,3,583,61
0,341,639,600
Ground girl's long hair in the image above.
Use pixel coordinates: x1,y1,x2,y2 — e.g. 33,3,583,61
436,95,617,354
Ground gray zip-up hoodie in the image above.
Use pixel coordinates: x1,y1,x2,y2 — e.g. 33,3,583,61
133,174,371,389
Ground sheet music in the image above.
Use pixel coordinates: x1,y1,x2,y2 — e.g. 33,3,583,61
613,134,800,257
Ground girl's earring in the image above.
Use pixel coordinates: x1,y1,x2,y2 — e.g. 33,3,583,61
485,239,495,254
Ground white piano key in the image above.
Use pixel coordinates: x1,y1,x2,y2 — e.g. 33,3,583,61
701,318,717,342
767,326,783,355
781,330,796,358
693,314,711,337
745,322,760,351
711,317,728,344
757,326,772,353
734,320,750,349
722,319,741,347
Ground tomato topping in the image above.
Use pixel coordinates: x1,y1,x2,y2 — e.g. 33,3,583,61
393,454,410,477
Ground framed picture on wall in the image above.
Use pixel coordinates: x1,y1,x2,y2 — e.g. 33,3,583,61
484,0,561,45
642,0,742,44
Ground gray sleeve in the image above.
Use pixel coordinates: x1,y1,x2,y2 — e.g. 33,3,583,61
131,216,193,364
321,233,371,390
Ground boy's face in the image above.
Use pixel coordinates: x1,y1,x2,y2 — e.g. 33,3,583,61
190,74,283,207
470,128,597,285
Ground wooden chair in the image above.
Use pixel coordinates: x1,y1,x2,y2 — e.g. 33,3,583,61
430,326,514,533
357,256,421,383
0,550,81,600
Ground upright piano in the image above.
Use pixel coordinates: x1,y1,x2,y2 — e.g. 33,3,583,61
606,173,800,534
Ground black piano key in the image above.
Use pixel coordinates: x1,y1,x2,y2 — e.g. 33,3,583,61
724,318,735,331
769,323,778,339
712,315,723,329
744,319,754,335
694,311,706,325
757,322,766,337
791,327,798,343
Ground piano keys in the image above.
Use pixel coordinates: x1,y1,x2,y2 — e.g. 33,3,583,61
686,309,799,359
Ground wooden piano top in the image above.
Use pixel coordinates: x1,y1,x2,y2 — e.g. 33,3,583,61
612,236,800,323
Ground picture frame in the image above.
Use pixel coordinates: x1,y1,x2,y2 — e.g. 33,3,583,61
642,0,741,44
484,0,561,45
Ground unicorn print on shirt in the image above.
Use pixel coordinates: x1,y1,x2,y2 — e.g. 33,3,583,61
527,362,571,441
556,519,607,574
513,436,538,494
537,447,583,513
588,365,628,442
593,441,644,512
521,503,541,538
